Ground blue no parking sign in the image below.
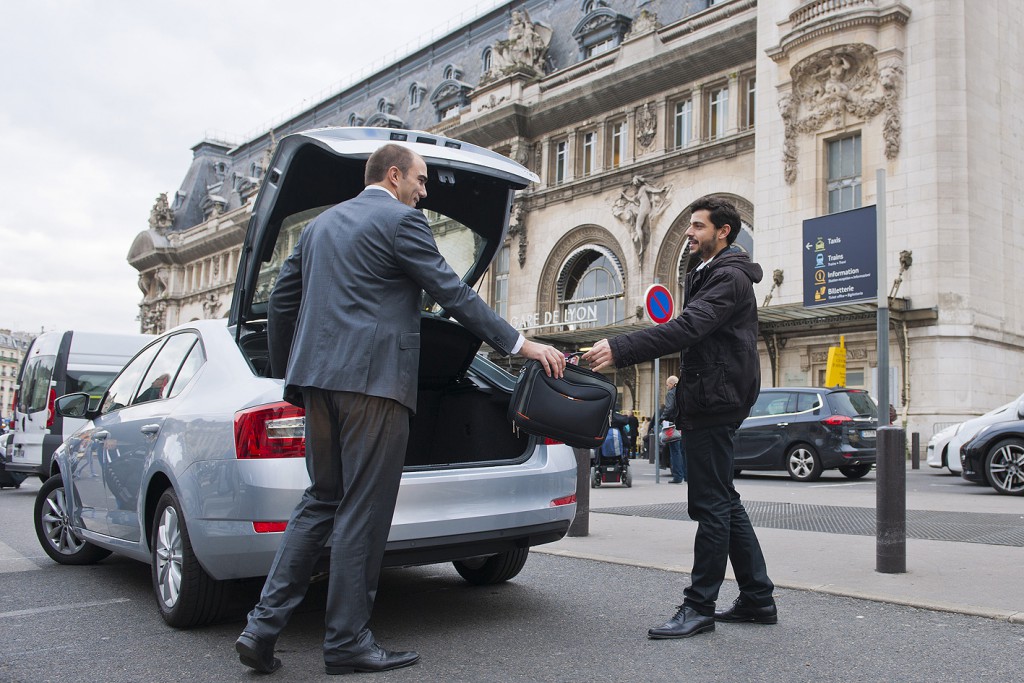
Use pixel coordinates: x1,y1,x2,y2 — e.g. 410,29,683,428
644,284,674,324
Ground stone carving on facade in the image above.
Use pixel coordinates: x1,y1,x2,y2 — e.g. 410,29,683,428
202,293,223,319
137,267,169,303
612,175,672,261
636,102,657,149
625,9,659,39
507,200,528,268
148,193,174,234
779,45,904,184
139,300,167,335
485,9,552,81
479,93,508,111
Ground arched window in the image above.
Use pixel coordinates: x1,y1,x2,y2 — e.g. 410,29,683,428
409,83,422,108
376,98,389,113
557,246,625,328
481,46,493,73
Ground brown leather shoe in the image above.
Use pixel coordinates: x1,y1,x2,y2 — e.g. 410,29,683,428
714,597,778,624
325,643,420,675
647,605,715,639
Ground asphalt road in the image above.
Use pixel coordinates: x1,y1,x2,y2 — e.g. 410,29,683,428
2,477,1022,683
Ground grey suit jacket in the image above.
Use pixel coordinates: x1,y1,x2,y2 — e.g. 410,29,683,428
267,188,520,412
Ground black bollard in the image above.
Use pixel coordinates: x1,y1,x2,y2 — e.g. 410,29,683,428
568,447,591,537
876,426,906,573
911,432,920,470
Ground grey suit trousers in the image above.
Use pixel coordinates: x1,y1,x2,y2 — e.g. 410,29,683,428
245,388,410,659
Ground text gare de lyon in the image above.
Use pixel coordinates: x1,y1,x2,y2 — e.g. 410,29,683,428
511,304,600,331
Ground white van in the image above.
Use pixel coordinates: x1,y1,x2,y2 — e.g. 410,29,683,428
4,330,152,481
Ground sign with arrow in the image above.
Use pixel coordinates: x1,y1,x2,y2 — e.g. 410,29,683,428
802,206,878,308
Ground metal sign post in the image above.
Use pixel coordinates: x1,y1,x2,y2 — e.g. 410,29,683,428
644,284,675,485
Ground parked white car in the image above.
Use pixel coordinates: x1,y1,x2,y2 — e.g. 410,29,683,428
929,394,1024,473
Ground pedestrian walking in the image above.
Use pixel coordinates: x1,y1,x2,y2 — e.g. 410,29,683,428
235,143,566,675
583,195,776,639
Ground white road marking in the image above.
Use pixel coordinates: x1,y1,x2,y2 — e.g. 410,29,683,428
0,540,40,574
0,598,131,619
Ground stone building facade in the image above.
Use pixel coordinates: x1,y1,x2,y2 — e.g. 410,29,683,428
0,330,33,422
128,0,1024,439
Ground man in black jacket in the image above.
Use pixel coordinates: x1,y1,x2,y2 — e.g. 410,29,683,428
583,196,776,639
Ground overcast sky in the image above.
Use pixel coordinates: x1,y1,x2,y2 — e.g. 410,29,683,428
0,0,502,336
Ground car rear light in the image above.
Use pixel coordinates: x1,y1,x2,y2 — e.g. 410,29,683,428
543,437,563,446
11,388,18,416
822,415,853,426
550,494,577,507
234,402,306,459
253,521,288,533
45,388,56,429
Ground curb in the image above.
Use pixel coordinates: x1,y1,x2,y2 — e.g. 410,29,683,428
533,546,1024,624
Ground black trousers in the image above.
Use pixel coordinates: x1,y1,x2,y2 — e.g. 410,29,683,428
245,388,410,660
682,422,774,614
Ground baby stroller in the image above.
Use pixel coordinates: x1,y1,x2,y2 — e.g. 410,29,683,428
591,425,632,487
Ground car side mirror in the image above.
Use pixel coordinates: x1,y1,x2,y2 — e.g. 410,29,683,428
55,393,99,420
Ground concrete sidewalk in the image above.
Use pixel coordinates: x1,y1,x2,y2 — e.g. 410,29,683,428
536,459,1024,623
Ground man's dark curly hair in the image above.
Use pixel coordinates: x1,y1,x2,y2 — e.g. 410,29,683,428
689,196,741,245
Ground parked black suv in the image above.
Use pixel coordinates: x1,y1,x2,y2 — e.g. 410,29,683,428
734,387,878,481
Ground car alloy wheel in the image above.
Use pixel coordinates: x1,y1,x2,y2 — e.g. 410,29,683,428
151,489,227,627
154,500,184,611
33,474,112,565
985,438,1024,496
786,444,822,482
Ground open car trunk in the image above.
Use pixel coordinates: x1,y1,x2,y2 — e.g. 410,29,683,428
235,315,532,469
406,316,531,468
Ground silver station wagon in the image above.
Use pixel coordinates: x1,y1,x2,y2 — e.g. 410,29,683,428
34,127,578,627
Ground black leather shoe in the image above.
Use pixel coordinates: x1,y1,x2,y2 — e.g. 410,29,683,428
236,631,281,674
648,606,715,639
715,598,778,624
325,644,420,675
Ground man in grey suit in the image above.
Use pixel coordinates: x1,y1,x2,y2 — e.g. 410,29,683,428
236,143,566,676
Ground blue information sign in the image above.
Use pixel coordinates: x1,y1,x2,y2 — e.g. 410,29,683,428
802,206,878,308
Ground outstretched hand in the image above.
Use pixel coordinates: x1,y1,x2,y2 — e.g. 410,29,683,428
518,339,566,378
581,339,614,372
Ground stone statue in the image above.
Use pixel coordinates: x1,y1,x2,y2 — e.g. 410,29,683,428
507,201,528,267
626,9,659,39
487,9,552,79
148,193,174,234
636,102,657,148
612,175,672,260
202,293,223,319
779,45,904,184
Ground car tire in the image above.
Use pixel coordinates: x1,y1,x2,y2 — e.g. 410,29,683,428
151,488,228,628
453,547,530,585
34,474,112,565
786,444,823,482
984,438,1024,496
839,464,873,479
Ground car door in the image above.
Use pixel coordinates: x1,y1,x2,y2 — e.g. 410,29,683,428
10,353,55,471
102,332,202,542
736,391,796,468
70,341,163,536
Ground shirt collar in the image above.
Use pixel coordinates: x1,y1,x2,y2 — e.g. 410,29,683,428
364,184,397,201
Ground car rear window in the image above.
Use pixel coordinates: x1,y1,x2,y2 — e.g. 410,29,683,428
826,390,877,418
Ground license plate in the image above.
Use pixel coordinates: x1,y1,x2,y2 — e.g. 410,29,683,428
861,429,876,439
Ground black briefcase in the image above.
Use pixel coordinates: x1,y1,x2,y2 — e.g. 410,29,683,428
508,360,616,449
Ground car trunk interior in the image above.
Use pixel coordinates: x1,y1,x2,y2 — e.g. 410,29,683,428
235,316,531,469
